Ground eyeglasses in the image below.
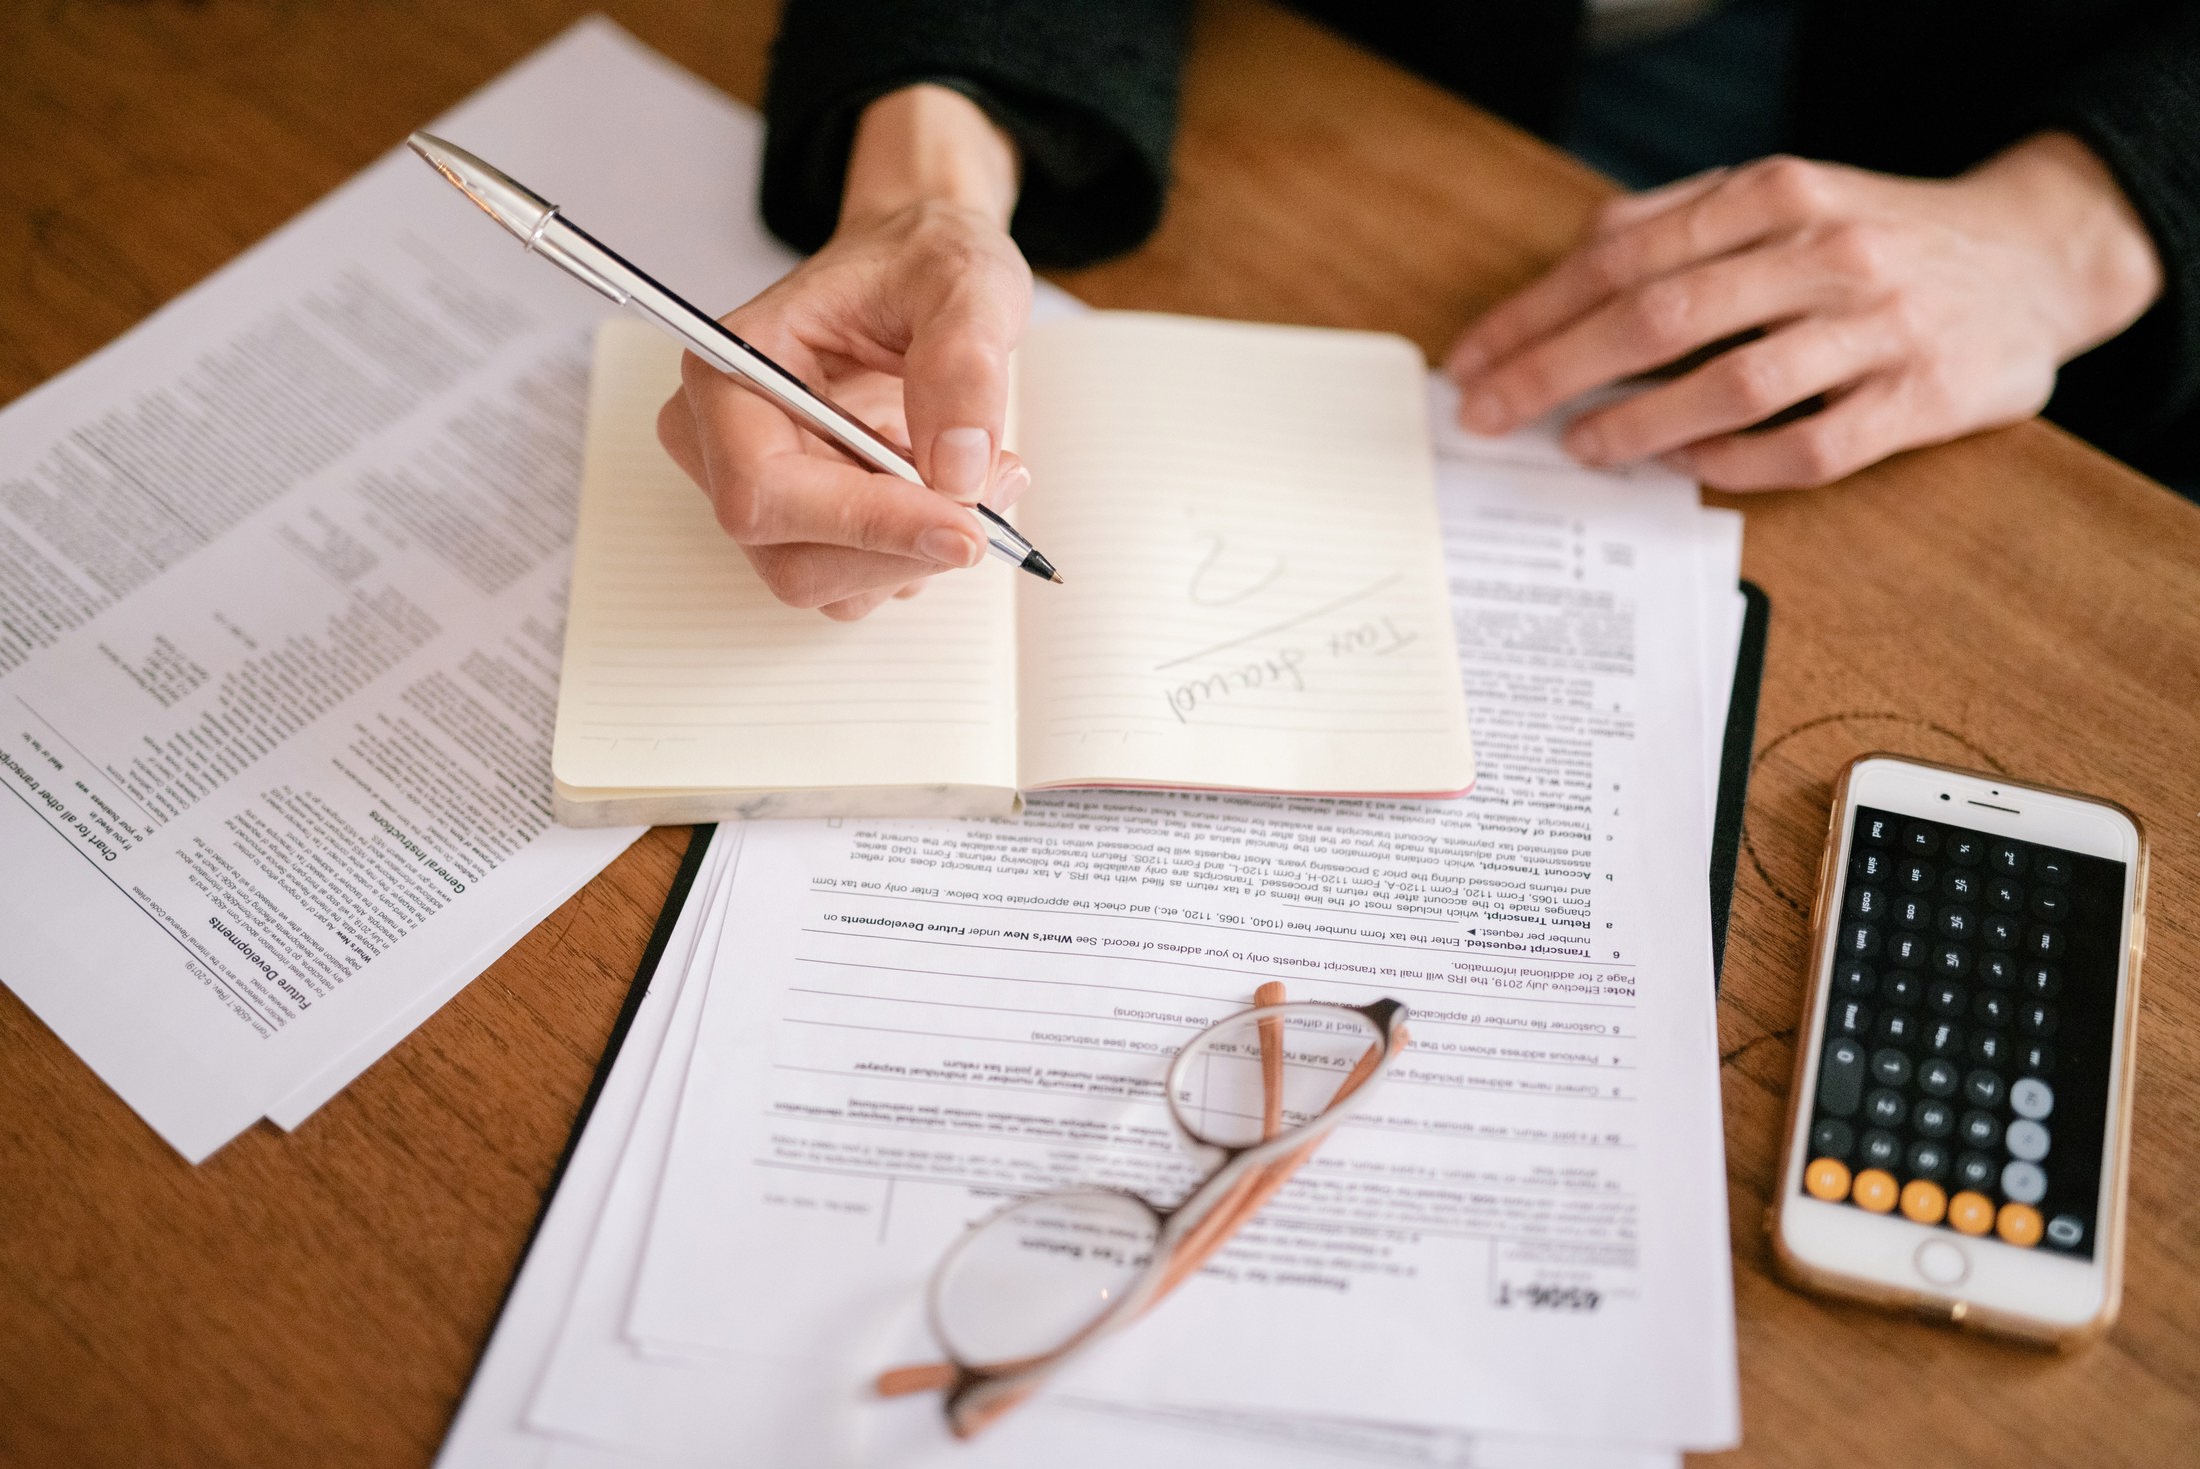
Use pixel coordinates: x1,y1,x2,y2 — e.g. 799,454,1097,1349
875,981,1410,1438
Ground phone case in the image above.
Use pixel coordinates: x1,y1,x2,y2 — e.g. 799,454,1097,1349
1768,753,2149,1349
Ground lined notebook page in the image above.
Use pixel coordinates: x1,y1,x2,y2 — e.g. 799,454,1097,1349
1010,314,1474,794
551,321,1016,810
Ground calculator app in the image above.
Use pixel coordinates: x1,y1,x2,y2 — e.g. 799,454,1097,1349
1799,808,2126,1258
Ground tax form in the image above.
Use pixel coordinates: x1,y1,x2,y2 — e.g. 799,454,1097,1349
598,424,1739,1452
0,20,790,1158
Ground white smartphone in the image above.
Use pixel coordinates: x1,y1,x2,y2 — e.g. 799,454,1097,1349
1772,754,2148,1346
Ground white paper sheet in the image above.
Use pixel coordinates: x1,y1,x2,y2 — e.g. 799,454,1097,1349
613,433,1738,1451
0,18,805,1158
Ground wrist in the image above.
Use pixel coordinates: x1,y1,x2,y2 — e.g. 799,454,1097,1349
840,84,1021,234
1961,131,2164,360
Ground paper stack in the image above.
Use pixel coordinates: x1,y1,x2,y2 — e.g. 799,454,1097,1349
440,386,1749,1466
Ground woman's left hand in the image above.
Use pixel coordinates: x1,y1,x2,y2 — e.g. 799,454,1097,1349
1444,133,2162,490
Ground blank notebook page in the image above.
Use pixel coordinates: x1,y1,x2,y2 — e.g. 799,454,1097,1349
1010,313,1473,794
552,321,1015,798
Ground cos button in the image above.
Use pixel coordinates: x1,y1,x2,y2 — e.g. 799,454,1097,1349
1915,1238,1970,1287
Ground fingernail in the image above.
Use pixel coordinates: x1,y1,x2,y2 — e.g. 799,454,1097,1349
931,427,992,503
1458,390,1505,434
919,527,983,567
1565,424,1607,464
986,462,1031,510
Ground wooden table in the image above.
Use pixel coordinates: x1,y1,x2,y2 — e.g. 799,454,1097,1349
3,2,2196,1464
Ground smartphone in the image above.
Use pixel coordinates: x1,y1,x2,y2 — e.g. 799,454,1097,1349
1772,754,2148,1346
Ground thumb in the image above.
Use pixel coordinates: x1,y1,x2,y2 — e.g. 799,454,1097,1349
901,280,1026,506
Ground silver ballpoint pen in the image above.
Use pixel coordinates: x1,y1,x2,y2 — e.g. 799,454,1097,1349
406,132,1060,584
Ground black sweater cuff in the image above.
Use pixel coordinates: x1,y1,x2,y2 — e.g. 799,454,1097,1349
761,0,1191,269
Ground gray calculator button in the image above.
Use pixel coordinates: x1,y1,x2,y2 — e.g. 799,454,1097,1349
2006,1119,2051,1162
2010,1077,2054,1121
1819,1038,1865,1117
2001,1160,2047,1204
2046,1214,2085,1249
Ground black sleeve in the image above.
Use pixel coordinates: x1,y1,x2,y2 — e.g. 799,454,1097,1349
760,0,1193,269
2045,2,2200,476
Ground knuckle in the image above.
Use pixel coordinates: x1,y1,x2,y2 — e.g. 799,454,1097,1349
1721,352,1791,416
1625,279,1698,349
710,483,767,544
757,553,831,610
1787,423,1850,484
1751,155,1830,218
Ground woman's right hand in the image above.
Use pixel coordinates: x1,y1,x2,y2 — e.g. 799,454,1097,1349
656,85,1033,620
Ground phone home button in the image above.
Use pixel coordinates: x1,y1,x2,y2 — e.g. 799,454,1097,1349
1915,1238,1970,1288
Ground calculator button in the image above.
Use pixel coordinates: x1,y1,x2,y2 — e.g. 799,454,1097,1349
1874,1011,1918,1047
1903,822,1941,856
1913,1100,1954,1139
1963,1070,2005,1108
1935,907,1975,940
1940,869,1983,903
1900,1177,1948,1223
1975,952,2016,987
1918,1059,1959,1097
1805,1157,1853,1201
1968,1032,2009,1066
1979,915,2021,950
1812,1118,1856,1159
1848,885,1885,918
1860,815,1898,846
1864,1088,1907,1128
1898,860,1935,892
1860,1130,1903,1169
1881,971,1922,1007
1971,992,2012,1027
1954,1152,1996,1191
2006,1119,2051,1162
1893,896,1931,930
1987,879,2024,913
2010,1078,2054,1120
1944,834,1986,867
1841,922,1883,958
2029,888,2069,921
1832,1000,1873,1038
2027,926,2065,959
1926,980,1966,1018
2000,1160,2047,1205
2018,963,2061,998
1948,1191,1996,1235
1884,934,1929,969
1854,850,1893,883
1834,960,1875,996
1989,842,2028,877
1959,1110,2001,1149
2045,1214,2085,1249
1870,1048,1912,1087
1853,1168,1899,1212
2018,1002,2059,1038
1906,1141,1950,1180
1930,943,1971,978
1996,1202,2044,1247
2018,1042,2054,1075
2034,853,2072,885
1818,1038,1866,1115
1925,1021,1965,1057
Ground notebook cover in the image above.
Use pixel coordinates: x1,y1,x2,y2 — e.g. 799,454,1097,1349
1710,581,1770,988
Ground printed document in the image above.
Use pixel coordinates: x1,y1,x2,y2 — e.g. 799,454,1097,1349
0,20,787,1158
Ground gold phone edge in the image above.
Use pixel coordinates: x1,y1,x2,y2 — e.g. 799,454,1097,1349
1765,751,2149,1351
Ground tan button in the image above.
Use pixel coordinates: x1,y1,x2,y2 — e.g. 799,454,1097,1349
1852,1168,1898,1213
1805,1157,1852,1202
1997,1202,2044,1247
1900,1179,1947,1225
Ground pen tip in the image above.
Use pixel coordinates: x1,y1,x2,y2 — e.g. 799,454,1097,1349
1050,572,1065,585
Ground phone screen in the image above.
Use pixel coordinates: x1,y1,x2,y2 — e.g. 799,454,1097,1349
1798,806,2126,1259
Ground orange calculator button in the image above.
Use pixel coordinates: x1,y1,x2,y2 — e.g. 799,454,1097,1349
1805,1157,1852,1202
1997,1202,2044,1247
1851,1168,1899,1213
1948,1191,1996,1235
1900,1179,1947,1225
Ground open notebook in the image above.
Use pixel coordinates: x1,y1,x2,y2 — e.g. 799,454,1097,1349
551,313,1474,823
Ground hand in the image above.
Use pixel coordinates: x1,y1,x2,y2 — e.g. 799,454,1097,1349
1444,134,2163,490
657,85,1033,619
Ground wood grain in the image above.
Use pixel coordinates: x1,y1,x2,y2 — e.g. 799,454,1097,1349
2,2,2196,1465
